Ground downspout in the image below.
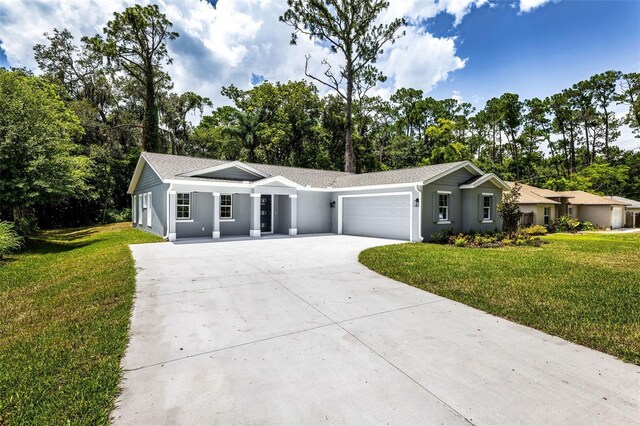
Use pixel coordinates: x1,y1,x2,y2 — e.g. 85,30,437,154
164,183,173,239
415,184,423,242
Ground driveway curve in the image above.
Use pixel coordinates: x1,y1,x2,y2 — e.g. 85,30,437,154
113,235,639,425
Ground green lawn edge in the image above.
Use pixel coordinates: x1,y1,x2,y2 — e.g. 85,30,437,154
0,223,163,425
359,232,640,365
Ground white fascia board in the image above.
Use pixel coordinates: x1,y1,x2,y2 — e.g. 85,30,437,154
459,173,510,191
180,161,269,178
128,153,166,194
250,176,303,189
421,161,482,187
299,182,423,192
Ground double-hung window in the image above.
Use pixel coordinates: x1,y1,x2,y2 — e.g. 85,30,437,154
543,207,551,225
438,194,449,221
220,194,232,219
177,193,191,220
483,195,492,221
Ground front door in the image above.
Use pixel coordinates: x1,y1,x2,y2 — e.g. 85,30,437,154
260,195,272,233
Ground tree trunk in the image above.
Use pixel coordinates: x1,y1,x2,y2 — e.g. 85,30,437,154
143,79,160,152
603,106,610,161
344,63,356,173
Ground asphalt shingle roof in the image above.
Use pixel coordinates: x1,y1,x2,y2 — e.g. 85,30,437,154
606,196,640,209
142,152,470,189
558,191,629,206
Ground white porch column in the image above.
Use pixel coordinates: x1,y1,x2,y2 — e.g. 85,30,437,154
168,191,177,241
250,193,261,237
212,192,221,239
289,194,298,235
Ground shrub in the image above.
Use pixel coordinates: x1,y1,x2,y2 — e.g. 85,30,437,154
0,221,24,259
522,225,548,236
105,208,132,223
551,215,581,233
430,228,455,244
579,221,596,231
498,182,522,236
13,216,39,236
431,228,544,248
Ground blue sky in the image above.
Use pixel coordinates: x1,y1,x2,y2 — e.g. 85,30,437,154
0,0,638,146
426,0,640,106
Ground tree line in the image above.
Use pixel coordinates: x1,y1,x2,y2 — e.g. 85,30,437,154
0,2,638,233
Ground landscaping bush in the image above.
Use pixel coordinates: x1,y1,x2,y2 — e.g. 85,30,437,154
579,221,596,231
551,215,581,232
0,221,24,259
430,228,455,244
105,208,132,223
431,229,544,248
522,225,548,236
13,216,39,236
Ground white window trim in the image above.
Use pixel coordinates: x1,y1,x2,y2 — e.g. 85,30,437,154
147,192,152,227
482,194,493,221
220,194,233,220
137,194,142,225
132,196,137,224
543,206,551,225
438,193,450,222
177,192,191,220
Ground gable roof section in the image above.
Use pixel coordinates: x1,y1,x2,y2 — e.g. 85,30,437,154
605,196,640,209
558,191,629,206
133,154,488,191
459,173,510,191
506,182,565,205
330,161,481,189
180,161,269,180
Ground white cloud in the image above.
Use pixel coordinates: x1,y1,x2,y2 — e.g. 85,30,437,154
519,0,555,13
0,0,473,109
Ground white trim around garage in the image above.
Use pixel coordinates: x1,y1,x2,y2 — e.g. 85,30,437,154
337,191,414,242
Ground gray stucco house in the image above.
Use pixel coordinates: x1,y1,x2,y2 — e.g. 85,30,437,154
128,152,509,241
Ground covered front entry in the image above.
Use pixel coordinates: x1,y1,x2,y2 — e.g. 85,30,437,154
339,193,412,241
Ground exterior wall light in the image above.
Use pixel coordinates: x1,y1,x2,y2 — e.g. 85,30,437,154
414,198,420,207
330,201,336,208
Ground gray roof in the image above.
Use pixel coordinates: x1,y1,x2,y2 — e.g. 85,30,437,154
606,195,640,209
142,152,474,189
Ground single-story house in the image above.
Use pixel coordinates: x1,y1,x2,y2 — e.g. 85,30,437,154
605,196,640,228
127,152,509,242
556,191,628,229
507,182,571,227
508,181,628,229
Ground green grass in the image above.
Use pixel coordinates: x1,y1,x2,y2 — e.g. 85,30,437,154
0,223,162,425
359,232,640,365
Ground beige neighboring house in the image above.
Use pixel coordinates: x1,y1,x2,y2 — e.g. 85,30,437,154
556,191,628,229
605,196,640,228
507,183,571,227
507,183,629,229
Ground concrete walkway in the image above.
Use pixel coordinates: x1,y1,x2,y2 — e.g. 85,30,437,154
113,235,639,425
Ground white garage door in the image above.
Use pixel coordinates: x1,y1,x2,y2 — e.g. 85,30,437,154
612,207,624,229
341,194,411,240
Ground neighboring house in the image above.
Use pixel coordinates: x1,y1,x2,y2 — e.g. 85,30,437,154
556,191,628,229
604,196,640,228
508,182,629,229
507,182,571,227
127,152,509,242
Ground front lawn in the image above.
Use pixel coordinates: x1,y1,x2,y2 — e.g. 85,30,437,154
0,223,162,425
359,233,640,365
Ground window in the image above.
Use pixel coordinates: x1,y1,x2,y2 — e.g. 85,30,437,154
147,192,152,227
543,207,551,225
142,193,147,208
568,206,574,217
220,194,232,219
177,193,191,220
438,194,449,221
132,196,137,224
138,195,143,225
483,195,492,220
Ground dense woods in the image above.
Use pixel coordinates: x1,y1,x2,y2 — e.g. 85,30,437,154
0,3,638,232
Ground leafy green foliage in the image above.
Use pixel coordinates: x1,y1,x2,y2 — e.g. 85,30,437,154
0,223,162,424
360,233,640,364
0,222,24,259
550,215,597,232
0,69,89,225
498,182,522,235
522,225,548,236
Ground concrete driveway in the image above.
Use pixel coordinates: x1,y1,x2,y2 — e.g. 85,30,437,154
113,235,639,425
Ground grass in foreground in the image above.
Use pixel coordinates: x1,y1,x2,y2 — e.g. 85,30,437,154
0,223,162,425
359,232,640,365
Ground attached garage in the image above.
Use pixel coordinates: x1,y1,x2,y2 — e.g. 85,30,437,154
339,193,412,241
611,206,624,229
